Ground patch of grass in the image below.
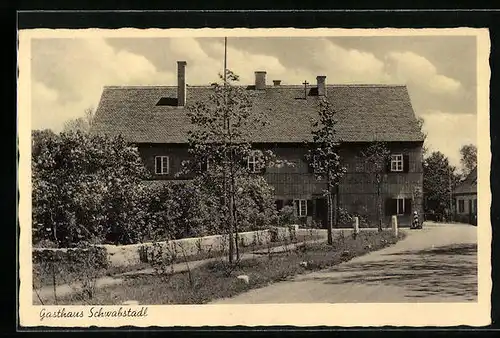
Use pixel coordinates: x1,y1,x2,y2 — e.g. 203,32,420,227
51,230,403,305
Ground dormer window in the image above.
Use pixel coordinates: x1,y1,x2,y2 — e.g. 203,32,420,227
155,156,169,175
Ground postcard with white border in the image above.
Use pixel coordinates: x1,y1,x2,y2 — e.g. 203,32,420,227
18,27,491,327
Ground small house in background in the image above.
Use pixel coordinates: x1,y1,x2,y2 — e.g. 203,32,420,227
92,60,425,228
453,167,477,225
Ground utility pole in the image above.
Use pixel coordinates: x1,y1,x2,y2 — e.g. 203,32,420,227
449,168,453,222
222,37,234,263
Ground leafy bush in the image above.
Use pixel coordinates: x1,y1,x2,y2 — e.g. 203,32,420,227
338,207,370,228
32,130,150,247
277,205,298,226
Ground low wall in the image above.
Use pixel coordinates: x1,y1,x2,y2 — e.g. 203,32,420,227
105,226,326,268
33,226,328,269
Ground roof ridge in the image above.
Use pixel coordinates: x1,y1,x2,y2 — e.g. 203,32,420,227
104,84,407,90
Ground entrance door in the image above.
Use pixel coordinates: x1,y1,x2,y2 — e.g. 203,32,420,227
314,197,328,228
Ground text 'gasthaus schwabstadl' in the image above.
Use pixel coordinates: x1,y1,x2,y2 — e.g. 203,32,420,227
39,307,149,321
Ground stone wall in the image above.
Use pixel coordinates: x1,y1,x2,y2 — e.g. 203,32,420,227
33,227,327,269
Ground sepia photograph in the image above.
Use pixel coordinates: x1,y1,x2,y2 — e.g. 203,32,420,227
18,28,491,327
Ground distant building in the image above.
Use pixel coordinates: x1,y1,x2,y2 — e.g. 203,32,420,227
92,61,425,228
453,167,477,225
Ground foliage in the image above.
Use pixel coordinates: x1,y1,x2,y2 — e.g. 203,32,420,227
459,144,477,178
306,98,346,244
62,107,95,133
32,130,149,247
277,205,298,226
337,207,369,228
423,151,461,218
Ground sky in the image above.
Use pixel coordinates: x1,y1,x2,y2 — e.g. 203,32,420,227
30,35,478,168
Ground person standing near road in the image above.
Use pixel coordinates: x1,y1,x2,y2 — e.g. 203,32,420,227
412,211,421,229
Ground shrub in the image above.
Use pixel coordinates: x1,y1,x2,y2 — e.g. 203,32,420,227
338,207,370,228
32,130,149,247
277,205,298,226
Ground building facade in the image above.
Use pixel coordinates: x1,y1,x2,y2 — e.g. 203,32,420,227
93,61,425,228
453,167,477,225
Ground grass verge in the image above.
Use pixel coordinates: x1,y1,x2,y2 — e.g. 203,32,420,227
49,230,404,305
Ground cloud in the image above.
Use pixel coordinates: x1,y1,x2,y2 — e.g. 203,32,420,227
386,51,462,95
31,38,172,131
419,110,477,168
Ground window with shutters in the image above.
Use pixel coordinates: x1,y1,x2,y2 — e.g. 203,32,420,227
390,154,404,172
294,199,308,217
155,156,169,175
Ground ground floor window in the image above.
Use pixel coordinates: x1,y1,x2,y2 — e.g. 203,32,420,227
294,199,308,217
458,199,465,213
473,199,477,214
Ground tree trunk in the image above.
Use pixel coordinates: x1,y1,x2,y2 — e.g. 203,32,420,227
327,192,333,245
377,183,382,231
334,185,339,229
233,195,239,261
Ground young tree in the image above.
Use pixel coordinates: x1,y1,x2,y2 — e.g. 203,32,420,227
184,70,283,263
423,151,460,221
459,144,477,178
360,141,391,231
306,98,346,245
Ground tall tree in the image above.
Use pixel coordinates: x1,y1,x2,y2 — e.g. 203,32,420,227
416,116,429,156
423,151,460,221
360,141,391,231
184,70,283,263
306,98,346,245
459,144,477,178
62,107,95,133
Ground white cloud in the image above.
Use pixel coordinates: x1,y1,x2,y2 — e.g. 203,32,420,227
31,38,172,131
419,110,477,168
386,51,462,94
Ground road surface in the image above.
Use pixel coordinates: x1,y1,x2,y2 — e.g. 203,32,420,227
212,222,477,303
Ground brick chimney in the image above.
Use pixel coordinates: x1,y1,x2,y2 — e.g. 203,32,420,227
316,75,327,96
177,61,187,106
273,80,281,86
255,71,267,90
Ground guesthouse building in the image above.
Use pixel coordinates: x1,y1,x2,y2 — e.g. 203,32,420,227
92,61,425,228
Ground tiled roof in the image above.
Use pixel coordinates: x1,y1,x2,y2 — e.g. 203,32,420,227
92,84,425,144
454,167,477,195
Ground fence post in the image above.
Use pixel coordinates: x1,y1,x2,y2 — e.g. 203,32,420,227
353,217,360,235
391,215,398,237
